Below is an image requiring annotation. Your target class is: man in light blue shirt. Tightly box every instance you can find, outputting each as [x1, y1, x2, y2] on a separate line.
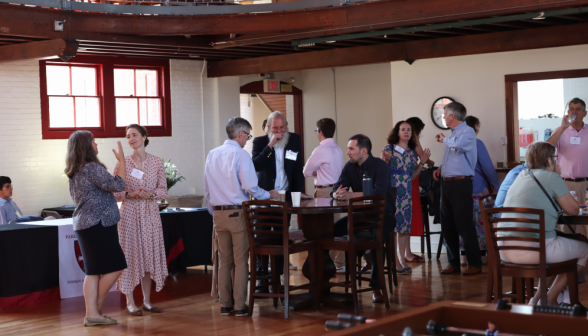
[204, 117, 277, 317]
[494, 164, 527, 208]
[433, 102, 482, 275]
[0, 176, 44, 225]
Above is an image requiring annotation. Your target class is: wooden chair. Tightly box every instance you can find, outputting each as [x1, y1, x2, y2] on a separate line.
[481, 204, 579, 306]
[383, 233, 399, 291]
[355, 230, 398, 293]
[318, 195, 390, 315]
[242, 200, 317, 319]
[478, 194, 523, 303]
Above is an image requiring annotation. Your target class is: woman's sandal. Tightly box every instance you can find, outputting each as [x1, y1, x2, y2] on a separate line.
[405, 255, 426, 263]
[126, 307, 144, 316]
[84, 317, 117, 326]
[143, 306, 162, 313]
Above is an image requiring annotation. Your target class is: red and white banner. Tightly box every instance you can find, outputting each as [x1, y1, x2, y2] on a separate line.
[26, 219, 117, 299]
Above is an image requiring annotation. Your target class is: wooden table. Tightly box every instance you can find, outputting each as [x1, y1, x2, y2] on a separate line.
[286, 198, 354, 311]
[561, 214, 588, 225]
[329, 300, 588, 336]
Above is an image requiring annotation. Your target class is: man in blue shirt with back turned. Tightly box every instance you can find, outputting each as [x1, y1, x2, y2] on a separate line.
[433, 102, 483, 275]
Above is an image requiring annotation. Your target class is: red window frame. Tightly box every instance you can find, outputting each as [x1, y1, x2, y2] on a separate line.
[40, 55, 172, 139]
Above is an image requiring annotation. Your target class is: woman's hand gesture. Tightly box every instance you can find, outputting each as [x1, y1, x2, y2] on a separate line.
[112, 141, 125, 162]
[420, 148, 431, 165]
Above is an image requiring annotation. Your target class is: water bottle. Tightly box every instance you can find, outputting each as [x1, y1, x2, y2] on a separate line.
[363, 172, 373, 203]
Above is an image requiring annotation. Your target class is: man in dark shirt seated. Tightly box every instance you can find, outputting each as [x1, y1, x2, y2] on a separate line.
[330, 134, 395, 304]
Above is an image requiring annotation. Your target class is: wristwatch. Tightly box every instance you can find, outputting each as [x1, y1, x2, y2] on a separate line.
[125, 191, 130, 199]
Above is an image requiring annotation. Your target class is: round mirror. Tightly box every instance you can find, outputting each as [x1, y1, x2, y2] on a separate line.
[430, 97, 455, 130]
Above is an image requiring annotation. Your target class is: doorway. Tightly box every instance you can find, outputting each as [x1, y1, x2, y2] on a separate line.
[239, 81, 304, 158]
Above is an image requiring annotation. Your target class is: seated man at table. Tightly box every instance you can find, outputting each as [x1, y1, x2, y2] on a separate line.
[0, 176, 45, 224]
[331, 134, 395, 303]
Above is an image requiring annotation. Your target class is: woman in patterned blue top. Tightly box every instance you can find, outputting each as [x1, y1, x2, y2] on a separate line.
[65, 131, 128, 327]
[384, 121, 430, 273]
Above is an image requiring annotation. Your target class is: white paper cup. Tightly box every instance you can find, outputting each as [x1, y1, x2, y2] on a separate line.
[291, 192, 301, 206]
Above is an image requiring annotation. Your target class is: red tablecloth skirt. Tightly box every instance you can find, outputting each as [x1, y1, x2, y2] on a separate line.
[409, 177, 424, 236]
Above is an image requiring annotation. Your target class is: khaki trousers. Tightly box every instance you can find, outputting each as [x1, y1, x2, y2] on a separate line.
[560, 180, 588, 237]
[315, 187, 346, 268]
[213, 209, 249, 310]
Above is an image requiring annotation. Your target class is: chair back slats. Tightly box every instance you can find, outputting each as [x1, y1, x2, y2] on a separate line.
[496, 246, 541, 252]
[242, 200, 290, 253]
[480, 196, 548, 284]
[493, 227, 542, 233]
[496, 236, 540, 242]
[347, 195, 386, 243]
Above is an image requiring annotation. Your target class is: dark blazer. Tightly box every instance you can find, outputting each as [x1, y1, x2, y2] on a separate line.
[252, 132, 305, 193]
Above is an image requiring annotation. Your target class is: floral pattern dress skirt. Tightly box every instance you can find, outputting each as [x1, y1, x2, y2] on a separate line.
[386, 145, 418, 235]
[459, 187, 489, 251]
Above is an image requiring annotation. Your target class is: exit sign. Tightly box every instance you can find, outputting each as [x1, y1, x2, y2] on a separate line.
[263, 79, 280, 93]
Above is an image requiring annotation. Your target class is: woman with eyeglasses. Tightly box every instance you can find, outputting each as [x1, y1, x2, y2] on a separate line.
[113, 124, 169, 316]
[500, 141, 588, 306]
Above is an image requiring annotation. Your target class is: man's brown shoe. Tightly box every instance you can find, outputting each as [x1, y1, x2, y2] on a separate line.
[440, 265, 459, 274]
[371, 289, 384, 303]
[462, 266, 482, 275]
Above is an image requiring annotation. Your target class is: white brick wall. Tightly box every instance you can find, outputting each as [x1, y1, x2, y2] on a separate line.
[0, 58, 226, 216]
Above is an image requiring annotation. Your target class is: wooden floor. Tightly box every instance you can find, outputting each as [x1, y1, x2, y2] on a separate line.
[2, 253, 588, 336]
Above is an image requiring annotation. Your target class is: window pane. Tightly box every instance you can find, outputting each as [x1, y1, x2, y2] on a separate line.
[75, 98, 101, 127]
[46, 66, 70, 96]
[138, 98, 162, 126]
[136, 70, 158, 97]
[116, 98, 139, 127]
[71, 67, 97, 96]
[114, 69, 135, 96]
[49, 97, 74, 127]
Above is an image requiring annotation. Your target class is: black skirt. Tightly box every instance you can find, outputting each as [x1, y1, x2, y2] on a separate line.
[76, 222, 127, 275]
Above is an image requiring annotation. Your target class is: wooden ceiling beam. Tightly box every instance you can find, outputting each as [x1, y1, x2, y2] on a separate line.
[0, 39, 78, 62]
[207, 22, 588, 77]
[78, 42, 281, 57]
[3, 0, 588, 38]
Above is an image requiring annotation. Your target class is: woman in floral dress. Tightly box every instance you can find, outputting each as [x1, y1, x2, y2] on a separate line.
[383, 121, 430, 273]
[114, 124, 168, 316]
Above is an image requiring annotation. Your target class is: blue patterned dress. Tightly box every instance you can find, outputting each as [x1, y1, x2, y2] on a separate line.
[386, 144, 418, 234]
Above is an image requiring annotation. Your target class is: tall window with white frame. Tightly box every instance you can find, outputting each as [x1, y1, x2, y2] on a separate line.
[46, 64, 101, 128]
[114, 68, 162, 127]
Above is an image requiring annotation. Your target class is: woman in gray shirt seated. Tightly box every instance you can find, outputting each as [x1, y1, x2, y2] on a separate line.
[65, 131, 128, 326]
[500, 141, 588, 306]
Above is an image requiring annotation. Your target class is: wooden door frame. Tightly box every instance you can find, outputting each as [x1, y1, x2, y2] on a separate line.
[240, 80, 304, 160]
[505, 68, 588, 163]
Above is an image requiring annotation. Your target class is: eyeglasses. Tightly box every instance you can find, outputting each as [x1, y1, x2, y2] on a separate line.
[242, 131, 252, 140]
[551, 155, 559, 161]
[3, 184, 13, 190]
[314, 129, 319, 134]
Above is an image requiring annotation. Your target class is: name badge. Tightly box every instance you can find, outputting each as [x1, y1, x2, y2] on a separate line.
[131, 168, 145, 179]
[394, 145, 405, 154]
[571, 136, 581, 145]
[285, 150, 298, 161]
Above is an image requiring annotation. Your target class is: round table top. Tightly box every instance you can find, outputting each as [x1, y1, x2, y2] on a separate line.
[287, 198, 352, 215]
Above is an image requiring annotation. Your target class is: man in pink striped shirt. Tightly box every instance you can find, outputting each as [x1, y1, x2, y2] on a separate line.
[303, 118, 344, 197]
[547, 97, 588, 237]
[303, 118, 346, 271]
